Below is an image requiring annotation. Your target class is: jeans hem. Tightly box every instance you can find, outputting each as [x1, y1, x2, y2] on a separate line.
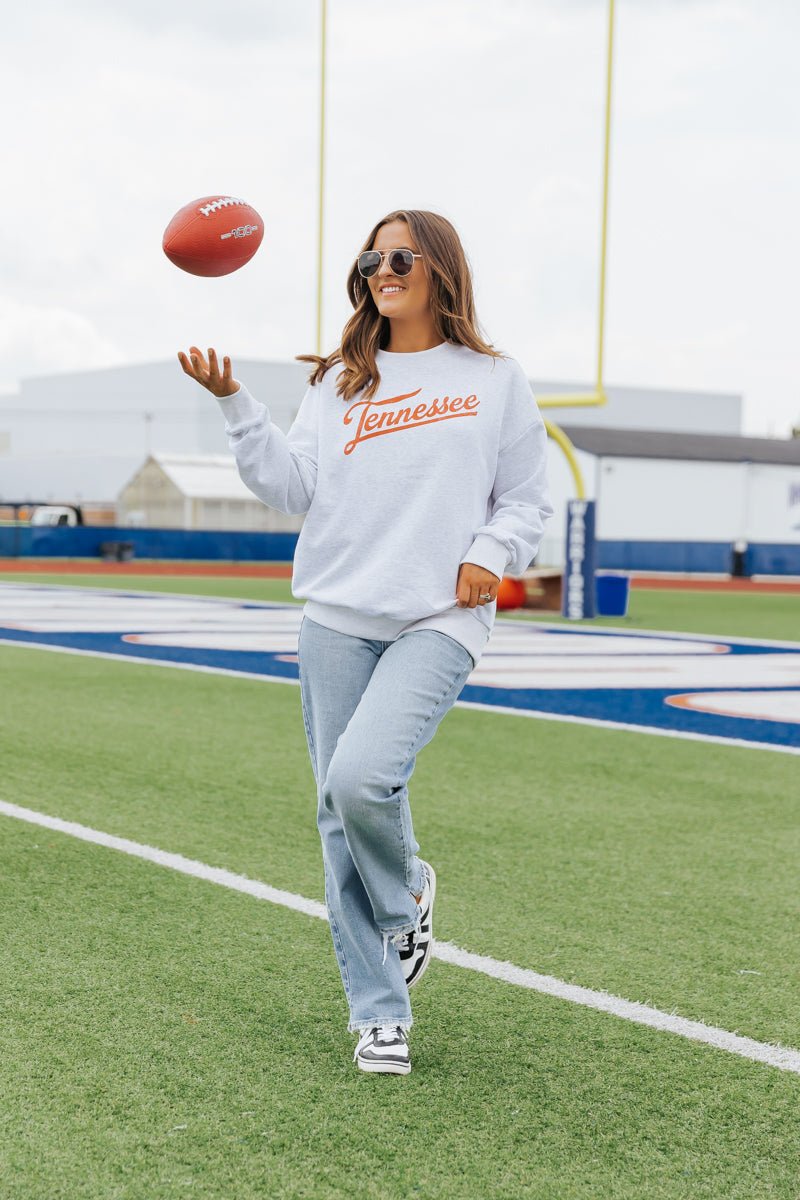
[379, 906, 422, 941]
[349, 1016, 414, 1035]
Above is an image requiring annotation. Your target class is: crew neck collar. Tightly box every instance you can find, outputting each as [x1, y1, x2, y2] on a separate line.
[376, 341, 453, 361]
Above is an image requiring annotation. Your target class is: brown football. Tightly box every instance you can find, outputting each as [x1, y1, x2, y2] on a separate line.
[162, 195, 264, 277]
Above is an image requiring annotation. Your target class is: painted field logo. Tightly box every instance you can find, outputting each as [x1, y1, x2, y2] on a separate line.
[0, 585, 797, 752]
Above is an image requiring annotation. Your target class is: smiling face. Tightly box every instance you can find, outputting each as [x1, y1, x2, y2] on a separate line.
[367, 219, 432, 324]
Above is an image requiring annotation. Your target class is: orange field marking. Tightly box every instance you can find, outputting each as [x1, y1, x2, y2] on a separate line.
[630, 574, 800, 594]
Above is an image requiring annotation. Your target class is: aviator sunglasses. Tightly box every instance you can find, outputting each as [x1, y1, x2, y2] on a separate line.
[357, 248, 423, 279]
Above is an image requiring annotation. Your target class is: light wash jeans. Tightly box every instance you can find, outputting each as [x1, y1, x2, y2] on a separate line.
[297, 614, 474, 1034]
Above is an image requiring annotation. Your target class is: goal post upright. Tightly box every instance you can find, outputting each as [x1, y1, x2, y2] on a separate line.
[537, 0, 615, 414]
[535, 0, 616, 511]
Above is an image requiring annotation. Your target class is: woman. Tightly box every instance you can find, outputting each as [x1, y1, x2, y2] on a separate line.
[178, 208, 553, 1076]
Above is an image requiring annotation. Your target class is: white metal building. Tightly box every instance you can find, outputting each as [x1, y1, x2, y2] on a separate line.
[0, 359, 742, 514]
[538, 425, 800, 569]
[117, 454, 304, 532]
[5, 357, 796, 568]
[0, 359, 310, 509]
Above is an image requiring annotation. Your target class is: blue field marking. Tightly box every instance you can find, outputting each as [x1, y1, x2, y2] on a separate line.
[1, 584, 798, 751]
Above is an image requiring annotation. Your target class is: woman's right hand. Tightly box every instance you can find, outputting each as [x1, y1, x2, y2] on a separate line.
[177, 345, 240, 398]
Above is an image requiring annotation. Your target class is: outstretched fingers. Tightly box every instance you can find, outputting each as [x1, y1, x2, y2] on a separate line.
[177, 346, 236, 397]
[207, 347, 219, 383]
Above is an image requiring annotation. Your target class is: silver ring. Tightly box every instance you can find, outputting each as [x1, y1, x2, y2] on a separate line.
[479, 593, 492, 601]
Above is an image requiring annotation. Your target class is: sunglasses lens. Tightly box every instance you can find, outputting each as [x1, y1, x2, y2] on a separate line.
[358, 251, 381, 278]
[389, 249, 414, 276]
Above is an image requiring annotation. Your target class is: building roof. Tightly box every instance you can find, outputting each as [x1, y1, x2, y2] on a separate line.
[560, 426, 800, 466]
[139, 454, 256, 501]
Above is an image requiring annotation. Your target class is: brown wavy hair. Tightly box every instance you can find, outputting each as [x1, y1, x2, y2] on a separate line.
[296, 209, 504, 401]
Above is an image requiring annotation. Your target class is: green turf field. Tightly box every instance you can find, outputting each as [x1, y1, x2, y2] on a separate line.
[1, 578, 799, 1198]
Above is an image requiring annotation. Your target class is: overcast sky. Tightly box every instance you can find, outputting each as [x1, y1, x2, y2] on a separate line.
[3, 0, 799, 435]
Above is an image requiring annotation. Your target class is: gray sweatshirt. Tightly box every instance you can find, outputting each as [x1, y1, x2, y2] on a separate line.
[217, 340, 552, 666]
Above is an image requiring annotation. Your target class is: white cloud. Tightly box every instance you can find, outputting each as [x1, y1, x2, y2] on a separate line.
[0, 296, 122, 386]
[10, 0, 310, 44]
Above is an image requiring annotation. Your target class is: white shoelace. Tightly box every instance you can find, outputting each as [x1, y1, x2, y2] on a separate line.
[379, 875, 427, 965]
[381, 928, 412, 965]
[375, 1023, 403, 1043]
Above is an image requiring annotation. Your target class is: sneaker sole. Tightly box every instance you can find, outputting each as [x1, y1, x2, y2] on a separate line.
[356, 1056, 411, 1075]
[407, 862, 436, 990]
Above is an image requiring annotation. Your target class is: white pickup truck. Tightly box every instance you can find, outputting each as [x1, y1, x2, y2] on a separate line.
[29, 506, 80, 527]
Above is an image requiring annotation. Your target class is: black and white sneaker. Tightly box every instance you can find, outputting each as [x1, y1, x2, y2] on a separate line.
[353, 1024, 411, 1075]
[397, 860, 436, 989]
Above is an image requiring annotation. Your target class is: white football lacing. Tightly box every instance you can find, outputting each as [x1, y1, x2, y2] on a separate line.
[198, 196, 248, 217]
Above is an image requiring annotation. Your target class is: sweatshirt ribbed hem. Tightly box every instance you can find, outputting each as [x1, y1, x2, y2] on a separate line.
[303, 601, 406, 641]
[302, 601, 488, 668]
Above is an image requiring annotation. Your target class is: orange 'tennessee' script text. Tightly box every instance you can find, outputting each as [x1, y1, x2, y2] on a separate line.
[342, 388, 480, 455]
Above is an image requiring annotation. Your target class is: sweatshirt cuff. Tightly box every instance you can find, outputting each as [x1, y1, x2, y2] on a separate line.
[216, 382, 262, 427]
[460, 533, 510, 581]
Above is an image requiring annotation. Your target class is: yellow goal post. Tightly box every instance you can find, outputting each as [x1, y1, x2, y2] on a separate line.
[538, 0, 616, 500]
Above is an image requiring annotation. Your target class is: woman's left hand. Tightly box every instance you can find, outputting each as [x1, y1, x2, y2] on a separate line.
[456, 562, 501, 608]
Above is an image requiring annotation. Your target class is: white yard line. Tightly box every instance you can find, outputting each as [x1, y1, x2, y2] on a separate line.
[2, 636, 798, 756]
[2, 797, 799, 1077]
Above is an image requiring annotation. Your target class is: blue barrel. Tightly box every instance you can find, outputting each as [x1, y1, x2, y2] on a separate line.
[595, 572, 630, 617]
